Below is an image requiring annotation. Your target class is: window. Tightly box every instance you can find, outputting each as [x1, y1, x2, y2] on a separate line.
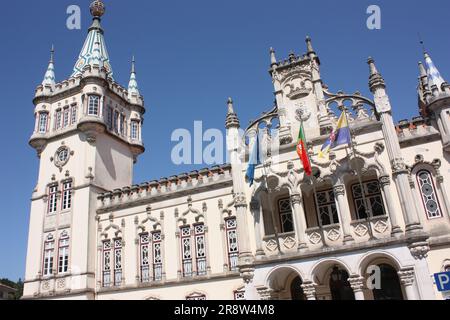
[70, 105, 77, 125]
[278, 198, 294, 233]
[58, 231, 69, 274]
[62, 180, 73, 211]
[55, 109, 62, 130]
[417, 170, 443, 219]
[234, 290, 245, 300]
[181, 226, 193, 277]
[186, 293, 206, 301]
[38, 113, 48, 134]
[114, 239, 123, 286]
[352, 181, 386, 220]
[120, 114, 126, 136]
[153, 232, 163, 281]
[102, 241, 112, 287]
[88, 95, 100, 116]
[225, 218, 239, 271]
[114, 110, 119, 134]
[131, 120, 139, 140]
[194, 224, 207, 276]
[48, 185, 58, 214]
[62, 107, 70, 128]
[106, 107, 113, 130]
[140, 234, 150, 283]
[316, 189, 339, 226]
[43, 235, 55, 277]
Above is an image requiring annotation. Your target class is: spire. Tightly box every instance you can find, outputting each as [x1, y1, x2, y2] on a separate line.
[72, 0, 114, 79]
[269, 47, 278, 67]
[42, 45, 56, 87]
[418, 61, 427, 78]
[226, 98, 240, 129]
[367, 57, 386, 93]
[128, 56, 140, 99]
[305, 36, 315, 55]
[423, 51, 446, 91]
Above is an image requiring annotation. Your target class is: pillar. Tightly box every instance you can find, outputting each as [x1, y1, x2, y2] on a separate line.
[301, 281, 317, 300]
[398, 268, 418, 300]
[333, 184, 354, 243]
[290, 193, 308, 250]
[379, 175, 403, 235]
[349, 276, 365, 300]
[250, 198, 265, 256]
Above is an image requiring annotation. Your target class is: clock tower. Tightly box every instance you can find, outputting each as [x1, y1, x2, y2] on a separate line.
[24, 0, 146, 299]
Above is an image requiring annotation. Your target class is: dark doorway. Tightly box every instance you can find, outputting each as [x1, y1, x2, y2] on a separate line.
[372, 264, 404, 300]
[329, 266, 355, 300]
[290, 276, 306, 300]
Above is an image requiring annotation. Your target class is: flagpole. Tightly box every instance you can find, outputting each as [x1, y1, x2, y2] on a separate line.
[343, 108, 375, 240]
[301, 119, 329, 248]
[257, 129, 283, 255]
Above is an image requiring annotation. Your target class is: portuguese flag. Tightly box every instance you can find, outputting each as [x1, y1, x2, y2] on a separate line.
[297, 123, 312, 176]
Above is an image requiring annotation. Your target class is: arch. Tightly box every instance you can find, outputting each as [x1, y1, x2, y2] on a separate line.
[265, 265, 305, 288]
[265, 265, 306, 300]
[357, 251, 403, 276]
[309, 258, 353, 285]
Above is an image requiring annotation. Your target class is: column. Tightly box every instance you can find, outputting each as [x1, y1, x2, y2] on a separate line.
[290, 193, 308, 250]
[379, 175, 403, 235]
[250, 198, 265, 256]
[333, 184, 354, 243]
[301, 281, 317, 300]
[348, 276, 365, 300]
[398, 268, 418, 300]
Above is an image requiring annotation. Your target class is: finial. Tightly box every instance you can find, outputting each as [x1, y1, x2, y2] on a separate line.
[90, 0, 106, 18]
[50, 45, 55, 63]
[131, 55, 136, 74]
[269, 47, 277, 66]
[367, 57, 379, 75]
[227, 97, 234, 113]
[306, 35, 315, 54]
[418, 61, 427, 77]
[225, 97, 240, 129]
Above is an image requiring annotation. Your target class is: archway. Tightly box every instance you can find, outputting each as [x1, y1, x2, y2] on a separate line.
[266, 266, 306, 300]
[371, 264, 404, 300]
[311, 260, 355, 300]
[328, 266, 355, 300]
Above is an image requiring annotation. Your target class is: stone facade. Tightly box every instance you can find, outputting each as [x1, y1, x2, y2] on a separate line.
[23, 1, 450, 300]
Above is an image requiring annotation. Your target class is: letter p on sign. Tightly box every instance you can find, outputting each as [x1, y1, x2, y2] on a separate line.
[434, 272, 450, 292]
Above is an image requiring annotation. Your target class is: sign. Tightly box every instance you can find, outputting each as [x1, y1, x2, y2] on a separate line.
[434, 272, 450, 292]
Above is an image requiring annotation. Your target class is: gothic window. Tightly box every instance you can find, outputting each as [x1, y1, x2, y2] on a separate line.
[62, 107, 70, 128]
[62, 180, 73, 211]
[316, 189, 339, 226]
[106, 106, 113, 130]
[180, 226, 193, 277]
[234, 290, 245, 300]
[140, 233, 150, 283]
[48, 185, 58, 215]
[114, 239, 123, 286]
[194, 224, 207, 276]
[55, 109, 62, 130]
[38, 112, 48, 134]
[417, 170, 443, 219]
[70, 105, 78, 125]
[278, 198, 294, 233]
[131, 120, 139, 140]
[43, 234, 55, 277]
[88, 95, 100, 116]
[352, 181, 386, 220]
[225, 218, 239, 271]
[102, 240, 112, 287]
[120, 114, 126, 136]
[113, 110, 119, 134]
[58, 231, 69, 274]
[186, 293, 207, 300]
[153, 232, 163, 281]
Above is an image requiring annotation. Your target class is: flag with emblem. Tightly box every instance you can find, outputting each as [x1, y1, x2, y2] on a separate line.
[319, 111, 352, 159]
[297, 123, 312, 176]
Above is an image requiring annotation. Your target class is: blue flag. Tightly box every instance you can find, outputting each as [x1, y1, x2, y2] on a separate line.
[246, 133, 261, 186]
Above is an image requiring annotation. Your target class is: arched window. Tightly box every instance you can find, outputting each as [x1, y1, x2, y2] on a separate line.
[225, 217, 239, 271]
[43, 234, 55, 277]
[58, 231, 70, 274]
[290, 276, 306, 300]
[416, 170, 443, 219]
[38, 112, 49, 134]
[88, 95, 100, 116]
[140, 232, 164, 283]
[278, 198, 294, 233]
[194, 224, 207, 276]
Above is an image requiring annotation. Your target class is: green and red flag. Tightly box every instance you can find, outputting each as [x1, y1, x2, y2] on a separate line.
[297, 123, 312, 176]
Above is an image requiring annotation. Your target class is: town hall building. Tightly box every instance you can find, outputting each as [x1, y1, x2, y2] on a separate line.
[23, 0, 450, 300]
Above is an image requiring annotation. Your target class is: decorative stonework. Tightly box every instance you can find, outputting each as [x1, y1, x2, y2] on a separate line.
[348, 276, 365, 292]
[57, 278, 66, 290]
[308, 232, 322, 245]
[379, 175, 391, 187]
[234, 193, 247, 209]
[290, 194, 302, 206]
[327, 228, 341, 242]
[333, 185, 345, 197]
[408, 241, 430, 260]
[257, 287, 274, 300]
[283, 236, 296, 250]
[398, 268, 415, 286]
[373, 220, 388, 234]
[301, 282, 316, 300]
[354, 224, 369, 237]
[265, 239, 278, 252]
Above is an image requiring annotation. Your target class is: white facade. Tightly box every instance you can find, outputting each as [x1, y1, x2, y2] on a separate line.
[23, 0, 450, 300]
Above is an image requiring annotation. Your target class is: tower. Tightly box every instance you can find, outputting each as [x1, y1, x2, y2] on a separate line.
[418, 50, 450, 152]
[269, 37, 331, 145]
[24, 0, 146, 299]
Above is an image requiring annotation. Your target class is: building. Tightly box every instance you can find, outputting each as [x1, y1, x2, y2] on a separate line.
[0, 283, 17, 300]
[23, 0, 450, 300]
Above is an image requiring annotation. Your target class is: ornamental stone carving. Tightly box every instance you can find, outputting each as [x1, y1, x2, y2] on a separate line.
[290, 193, 302, 206]
[348, 276, 365, 292]
[398, 268, 415, 286]
[379, 175, 391, 187]
[408, 241, 430, 260]
[234, 193, 248, 209]
[257, 287, 274, 300]
[301, 282, 316, 300]
[333, 185, 345, 197]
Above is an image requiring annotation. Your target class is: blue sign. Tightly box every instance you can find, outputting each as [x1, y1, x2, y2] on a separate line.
[434, 272, 450, 292]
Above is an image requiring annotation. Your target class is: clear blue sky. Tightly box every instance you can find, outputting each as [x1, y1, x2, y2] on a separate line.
[0, 0, 449, 281]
